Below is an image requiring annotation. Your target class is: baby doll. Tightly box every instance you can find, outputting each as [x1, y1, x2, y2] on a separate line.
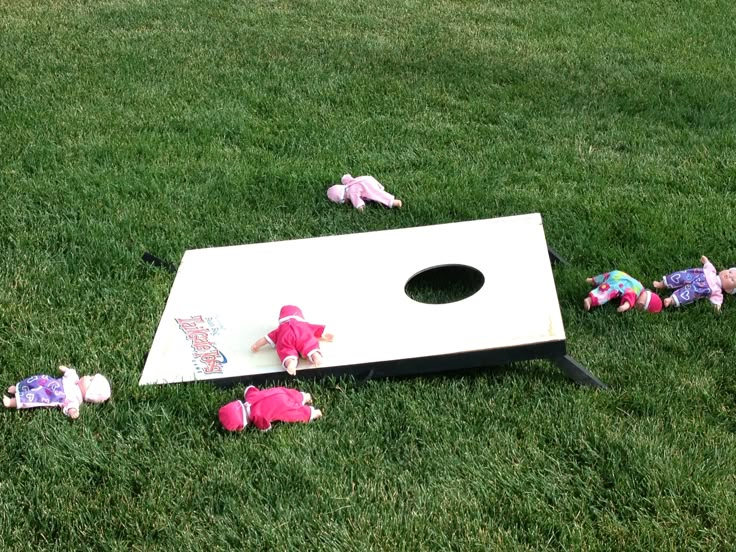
[3, 365, 111, 419]
[653, 256, 736, 311]
[583, 270, 663, 313]
[218, 385, 322, 432]
[251, 305, 334, 375]
[326, 174, 403, 211]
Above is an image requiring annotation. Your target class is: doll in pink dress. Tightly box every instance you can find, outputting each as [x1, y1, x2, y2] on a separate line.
[326, 174, 403, 211]
[218, 385, 322, 432]
[251, 305, 334, 375]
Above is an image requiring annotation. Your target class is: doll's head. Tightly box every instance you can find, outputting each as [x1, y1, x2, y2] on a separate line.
[719, 268, 736, 294]
[278, 305, 305, 323]
[327, 184, 346, 204]
[80, 374, 111, 403]
[635, 289, 662, 313]
[219, 400, 248, 431]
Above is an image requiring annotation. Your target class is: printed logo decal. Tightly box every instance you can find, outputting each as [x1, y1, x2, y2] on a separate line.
[175, 315, 228, 375]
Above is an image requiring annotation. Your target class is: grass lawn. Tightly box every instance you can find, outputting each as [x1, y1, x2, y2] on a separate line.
[2, 0, 736, 549]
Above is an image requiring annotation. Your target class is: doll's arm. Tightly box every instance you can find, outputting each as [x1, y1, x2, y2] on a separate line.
[250, 412, 272, 431]
[347, 189, 365, 210]
[59, 365, 77, 377]
[251, 337, 269, 352]
[701, 256, 716, 273]
[63, 397, 81, 419]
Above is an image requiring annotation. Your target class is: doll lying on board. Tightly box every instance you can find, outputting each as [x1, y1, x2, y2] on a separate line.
[251, 305, 334, 375]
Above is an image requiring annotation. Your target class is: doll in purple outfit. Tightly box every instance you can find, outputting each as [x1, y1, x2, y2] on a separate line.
[3, 365, 111, 419]
[326, 174, 403, 211]
[653, 256, 736, 311]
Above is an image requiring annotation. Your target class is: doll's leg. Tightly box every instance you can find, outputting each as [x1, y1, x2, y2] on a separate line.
[661, 269, 701, 290]
[586, 286, 615, 309]
[308, 351, 323, 367]
[668, 285, 698, 307]
[3, 395, 17, 408]
[7, 385, 16, 395]
[310, 407, 322, 421]
[301, 392, 313, 405]
[284, 358, 298, 376]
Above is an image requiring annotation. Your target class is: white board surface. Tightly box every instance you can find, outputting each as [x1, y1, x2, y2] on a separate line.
[139, 213, 565, 385]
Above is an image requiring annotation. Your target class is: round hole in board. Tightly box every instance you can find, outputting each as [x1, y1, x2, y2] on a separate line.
[404, 264, 485, 305]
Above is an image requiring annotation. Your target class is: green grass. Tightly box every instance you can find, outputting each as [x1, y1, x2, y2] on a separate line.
[2, 0, 736, 549]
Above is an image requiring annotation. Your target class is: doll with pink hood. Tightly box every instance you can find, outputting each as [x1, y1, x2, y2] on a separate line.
[218, 385, 322, 432]
[327, 174, 403, 211]
[251, 305, 334, 375]
[3, 365, 111, 419]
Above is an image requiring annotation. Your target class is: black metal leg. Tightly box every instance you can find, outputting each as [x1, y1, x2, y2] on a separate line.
[547, 245, 567, 266]
[142, 252, 178, 274]
[555, 355, 607, 389]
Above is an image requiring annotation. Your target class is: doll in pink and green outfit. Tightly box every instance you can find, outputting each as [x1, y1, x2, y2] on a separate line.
[583, 270, 663, 313]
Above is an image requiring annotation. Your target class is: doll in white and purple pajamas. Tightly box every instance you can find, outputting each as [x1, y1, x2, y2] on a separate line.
[654, 256, 736, 311]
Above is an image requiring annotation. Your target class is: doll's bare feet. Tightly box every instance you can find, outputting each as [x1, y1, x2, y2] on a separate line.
[617, 301, 632, 313]
[310, 352, 323, 368]
[583, 297, 592, 311]
[7, 385, 16, 395]
[311, 408, 323, 421]
[653, 280, 665, 289]
[586, 277, 595, 285]
[663, 297, 674, 308]
[285, 359, 298, 376]
[393, 199, 403, 208]
[3, 395, 16, 408]
[302, 392, 313, 405]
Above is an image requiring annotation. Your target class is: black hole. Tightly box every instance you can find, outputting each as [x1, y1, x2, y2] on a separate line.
[405, 264, 485, 305]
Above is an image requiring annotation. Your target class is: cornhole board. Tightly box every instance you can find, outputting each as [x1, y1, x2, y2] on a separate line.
[139, 213, 604, 388]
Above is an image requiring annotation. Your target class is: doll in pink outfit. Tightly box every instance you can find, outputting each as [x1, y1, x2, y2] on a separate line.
[218, 385, 322, 432]
[251, 305, 334, 375]
[653, 255, 736, 311]
[326, 174, 403, 211]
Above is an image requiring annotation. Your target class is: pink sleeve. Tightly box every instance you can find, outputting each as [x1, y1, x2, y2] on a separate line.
[282, 388, 306, 403]
[251, 412, 272, 431]
[265, 329, 279, 347]
[307, 323, 325, 338]
[621, 289, 637, 307]
[347, 189, 365, 210]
